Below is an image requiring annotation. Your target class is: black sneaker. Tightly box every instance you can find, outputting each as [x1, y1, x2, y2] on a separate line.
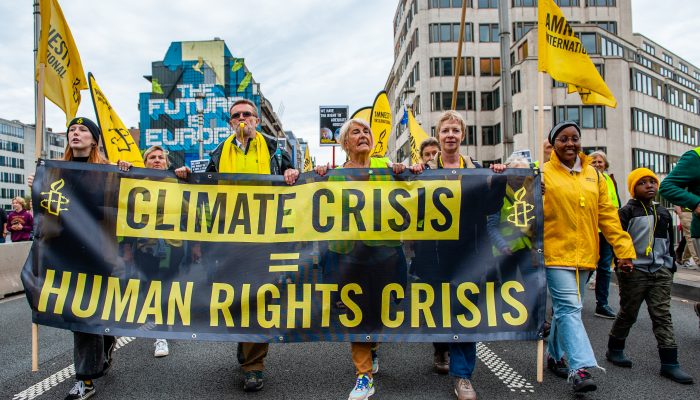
[595, 305, 616, 319]
[65, 380, 95, 400]
[571, 369, 597, 393]
[547, 355, 569, 379]
[243, 370, 264, 392]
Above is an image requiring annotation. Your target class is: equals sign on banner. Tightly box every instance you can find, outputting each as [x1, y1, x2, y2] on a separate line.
[268, 253, 300, 273]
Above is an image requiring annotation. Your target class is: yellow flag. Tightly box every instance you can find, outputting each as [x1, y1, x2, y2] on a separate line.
[538, 0, 616, 107]
[408, 106, 430, 165]
[369, 92, 392, 157]
[88, 73, 144, 167]
[303, 145, 313, 172]
[351, 106, 372, 123]
[37, 0, 88, 122]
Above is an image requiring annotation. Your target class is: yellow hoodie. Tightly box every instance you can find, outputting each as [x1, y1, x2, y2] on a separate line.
[543, 151, 635, 269]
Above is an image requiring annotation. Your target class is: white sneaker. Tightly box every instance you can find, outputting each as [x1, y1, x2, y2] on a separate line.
[154, 339, 169, 357]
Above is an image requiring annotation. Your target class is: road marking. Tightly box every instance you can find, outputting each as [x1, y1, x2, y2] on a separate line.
[477, 342, 535, 393]
[12, 336, 135, 400]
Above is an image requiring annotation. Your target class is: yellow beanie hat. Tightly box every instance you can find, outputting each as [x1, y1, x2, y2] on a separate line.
[627, 167, 659, 198]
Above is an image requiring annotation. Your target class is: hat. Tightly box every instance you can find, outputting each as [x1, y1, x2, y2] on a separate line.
[627, 167, 659, 198]
[67, 117, 101, 144]
[548, 120, 581, 145]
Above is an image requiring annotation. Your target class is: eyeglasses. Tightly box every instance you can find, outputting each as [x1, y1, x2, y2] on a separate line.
[230, 111, 256, 120]
[556, 136, 580, 144]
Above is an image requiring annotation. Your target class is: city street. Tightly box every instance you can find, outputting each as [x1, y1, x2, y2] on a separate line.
[2, 281, 698, 399]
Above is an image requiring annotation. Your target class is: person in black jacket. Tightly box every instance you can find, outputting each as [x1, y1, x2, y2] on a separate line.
[174, 99, 298, 392]
[607, 168, 693, 384]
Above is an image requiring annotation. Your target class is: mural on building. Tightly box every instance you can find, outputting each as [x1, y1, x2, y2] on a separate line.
[139, 40, 260, 166]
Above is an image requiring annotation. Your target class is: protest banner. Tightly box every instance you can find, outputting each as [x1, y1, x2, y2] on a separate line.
[23, 161, 546, 343]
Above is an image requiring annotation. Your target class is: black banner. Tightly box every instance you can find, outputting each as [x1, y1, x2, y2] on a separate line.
[23, 160, 546, 342]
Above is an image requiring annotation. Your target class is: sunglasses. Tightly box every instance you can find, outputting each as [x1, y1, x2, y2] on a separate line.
[230, 111, 256, 120]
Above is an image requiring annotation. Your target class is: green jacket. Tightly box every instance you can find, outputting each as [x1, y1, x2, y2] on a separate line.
[659, 147, 700, 238]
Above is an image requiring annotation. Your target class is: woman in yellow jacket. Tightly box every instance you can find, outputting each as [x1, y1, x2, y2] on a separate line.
[543, 121, 635, 393]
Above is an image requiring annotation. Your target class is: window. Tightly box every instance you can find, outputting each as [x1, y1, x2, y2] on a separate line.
[479, 24, 499, 43]
[589, 21, 617, 34]
[579, 33, 598, 54]
[482, 124, 501, 145]
[679, 63, 689, 74]
[554, 106, 606, 128]
[667, 120, 699, 146]
[631, 69, 663, 99]
[0, 123, 24, 138]
[643, 42, 656, 56]
[512, 70, 521, 94]
[636, 54, 653, 69]
[660, 67, 673, 78]
[586, 0, 615, 6]
[664, 84, 699, 113]
[0, 140, 24, 153]
[0, 156, 25, 169]
[662, 53, 673, 65]
[517, 42, 529, 61]
[430, 57, 475, 77]
[601, 36, 623, 56]
[430, 0, 473, 7]
[481, 88, 500, 111]
[513, 21, 537, 41]
[513, 0, 536, 6]
[480, 57, 501, 76]
[557, 0, 580, 5]
[478, 0, 498, 8]
[632, 149, 669, 175]
[0, 173, 24, 184]
[513, 110, 523, 134]
[461, 125, 477, 145]
[631, 108, 665, 138]
[429, 23, 474, 43]
[431, 91, 476, 111]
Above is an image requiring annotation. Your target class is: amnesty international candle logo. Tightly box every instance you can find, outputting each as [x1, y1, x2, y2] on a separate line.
[40, 179, 70, 216]
[506, 187, 534, 228]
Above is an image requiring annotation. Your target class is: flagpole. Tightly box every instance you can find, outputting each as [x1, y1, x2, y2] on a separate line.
[536, 70, 545, 384]
[451, 0, 468, 110]
[32, 0, 43, 373]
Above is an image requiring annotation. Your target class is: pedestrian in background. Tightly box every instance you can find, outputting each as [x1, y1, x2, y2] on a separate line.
[542, 121, 635, 393]
[0, 207, 7, 243]
[607, 168, 694, 384]
[6, 197, 33, 242]
[587, 150, 621, 319]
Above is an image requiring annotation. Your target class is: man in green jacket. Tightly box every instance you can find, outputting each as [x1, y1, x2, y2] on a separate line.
[659, 146, 700, 329]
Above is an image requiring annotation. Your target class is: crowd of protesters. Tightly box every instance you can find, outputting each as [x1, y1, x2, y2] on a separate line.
[22, 105, 700, 400]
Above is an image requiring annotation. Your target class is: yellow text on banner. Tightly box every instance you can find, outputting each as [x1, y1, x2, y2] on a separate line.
[37, 0, 88, 122]
[115, 178, 462, 242]
[88, 74, 145, 167]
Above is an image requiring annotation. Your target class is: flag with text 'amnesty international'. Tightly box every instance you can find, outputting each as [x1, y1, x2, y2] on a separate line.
[37, 0, 88, 122]
[408, 106, 430, 165]
[88, 73, 144, 167]
[369, 92, 392, 157]
[537, 0, 616, 107]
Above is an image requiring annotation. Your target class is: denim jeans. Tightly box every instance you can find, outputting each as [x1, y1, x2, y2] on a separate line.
[448, 342, 476, 379]
[546, 268, 598, 372]
[595, 233, 613, 308]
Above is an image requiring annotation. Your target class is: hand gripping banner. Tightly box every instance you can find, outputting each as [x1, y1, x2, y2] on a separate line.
[23, 160, 546, 343]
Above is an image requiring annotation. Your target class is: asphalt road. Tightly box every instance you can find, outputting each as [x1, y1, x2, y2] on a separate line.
[2, 286, 699, 400]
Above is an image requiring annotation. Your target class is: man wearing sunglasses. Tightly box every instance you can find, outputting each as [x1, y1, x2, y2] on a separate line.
[174, 99, 297, 392]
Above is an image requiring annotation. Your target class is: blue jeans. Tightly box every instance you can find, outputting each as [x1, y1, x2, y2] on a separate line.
[448, 342, 476, 379]
[595, 233, 613, 308]
[546, 268, 598, 372]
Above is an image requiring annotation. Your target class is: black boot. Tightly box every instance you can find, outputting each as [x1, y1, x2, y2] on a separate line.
[659, 348, 694, 384]
[606, 336, 632, 368]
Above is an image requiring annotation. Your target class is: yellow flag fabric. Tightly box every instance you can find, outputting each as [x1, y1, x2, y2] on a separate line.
[303, 145, 313, 172]
[369, 92, 392, 157]
[351, 107, 372, 123]
[37, 0, 87, 122]
[408, 106, 430, 165]
[537, 0, 616, 107]
[88, 73, 144, 167]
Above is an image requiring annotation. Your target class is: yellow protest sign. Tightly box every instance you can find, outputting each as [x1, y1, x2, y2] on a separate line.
[408, 106, 430, 165]
[369, 92, 392, 157]
[88, 73, 144, 166]
[37, 0, 88, 122]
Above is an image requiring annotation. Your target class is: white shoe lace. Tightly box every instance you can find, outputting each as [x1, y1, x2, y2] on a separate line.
[69, 381, 86, 396]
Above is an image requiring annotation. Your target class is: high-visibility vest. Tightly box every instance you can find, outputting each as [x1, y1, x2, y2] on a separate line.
[493, 184, 533, 256]
[603, 172, 619, 208]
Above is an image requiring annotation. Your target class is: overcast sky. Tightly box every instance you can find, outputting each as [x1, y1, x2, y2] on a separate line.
[1, 0, 698, 164]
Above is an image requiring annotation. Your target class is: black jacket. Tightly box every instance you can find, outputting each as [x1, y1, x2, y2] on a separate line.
[205, 133, 293, 175]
